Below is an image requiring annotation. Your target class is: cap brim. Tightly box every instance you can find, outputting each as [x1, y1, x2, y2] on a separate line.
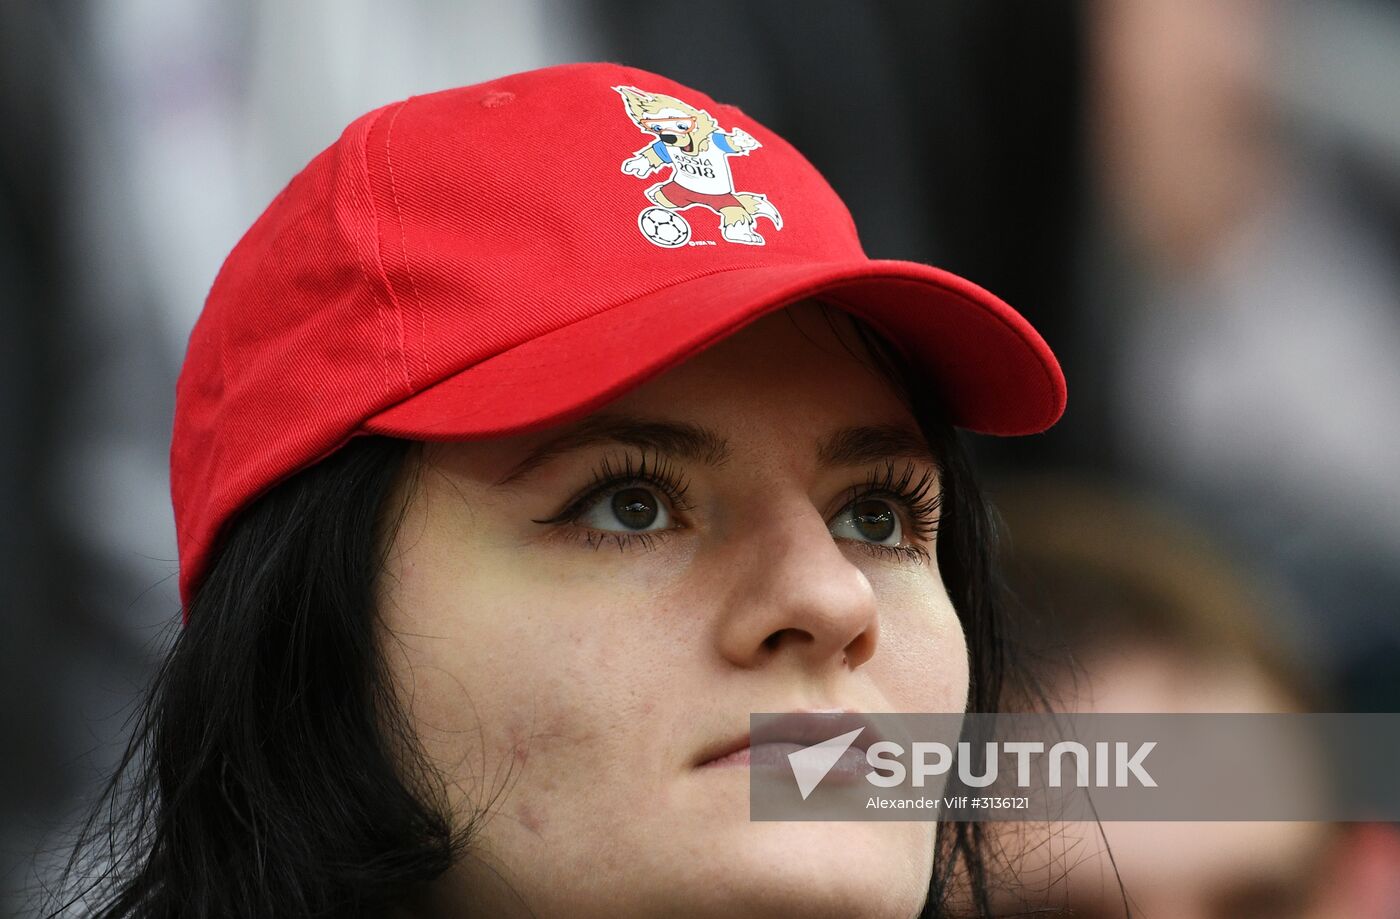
[360, 259, 1065, 441]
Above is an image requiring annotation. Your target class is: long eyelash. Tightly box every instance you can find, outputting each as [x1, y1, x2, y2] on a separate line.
[552, 528, 673, 553]
[530, 450, 694, 528]
[857, 542, 933, 565]
[843, 460, 943, 544]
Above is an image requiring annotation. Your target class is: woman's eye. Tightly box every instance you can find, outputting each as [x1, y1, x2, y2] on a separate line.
[676, 121, 690, 131]
[577, 485, 673, 533]
[648, 123, 662, 132]
[830, 498, 903, 546]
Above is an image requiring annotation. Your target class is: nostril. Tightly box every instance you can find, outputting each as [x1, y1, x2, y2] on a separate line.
[763, 628, 811, 653]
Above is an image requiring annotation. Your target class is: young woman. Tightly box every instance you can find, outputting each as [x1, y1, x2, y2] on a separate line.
[46, 63, 1065, 918]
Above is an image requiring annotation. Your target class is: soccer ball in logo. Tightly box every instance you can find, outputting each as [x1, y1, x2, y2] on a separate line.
[638, 207, 691, 248]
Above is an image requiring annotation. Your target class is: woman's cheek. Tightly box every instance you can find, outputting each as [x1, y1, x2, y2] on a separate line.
[469, 539, 690, 691]
[863, 568, 970, 713]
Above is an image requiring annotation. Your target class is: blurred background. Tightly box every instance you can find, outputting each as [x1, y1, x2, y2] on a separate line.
[3, 0, 1398, 914]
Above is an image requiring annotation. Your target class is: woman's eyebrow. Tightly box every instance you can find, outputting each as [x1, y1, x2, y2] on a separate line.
[493, 413, 937, 487]
[493, 413, 732, 486]
[815, 423, 940, 471]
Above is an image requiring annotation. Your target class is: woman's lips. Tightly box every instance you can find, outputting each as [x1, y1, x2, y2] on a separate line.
[695, 710, 882, 779]
[700, 740, 768, 768]
[699, 740, 869, 779]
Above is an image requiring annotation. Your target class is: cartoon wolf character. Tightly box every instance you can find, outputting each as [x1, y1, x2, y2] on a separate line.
[614, 86, 783, 246]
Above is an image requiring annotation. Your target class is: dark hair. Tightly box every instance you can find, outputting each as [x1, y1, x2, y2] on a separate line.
[39, 309, 1023, 918]
[37, 436, 471, 917]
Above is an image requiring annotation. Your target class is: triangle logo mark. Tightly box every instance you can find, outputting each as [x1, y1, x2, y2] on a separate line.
[786, 727, 865, 801]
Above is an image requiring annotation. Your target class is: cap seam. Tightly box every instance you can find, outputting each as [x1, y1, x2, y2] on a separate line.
[358, 99, 416, 396]
[354, 103, 403, 399]
[380, 98, 426, 390]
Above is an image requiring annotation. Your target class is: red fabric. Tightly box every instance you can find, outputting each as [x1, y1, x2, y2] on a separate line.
[171, 62, 1066, 620]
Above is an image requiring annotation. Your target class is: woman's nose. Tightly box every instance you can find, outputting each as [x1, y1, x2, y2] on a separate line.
[712, 501, 880, 673]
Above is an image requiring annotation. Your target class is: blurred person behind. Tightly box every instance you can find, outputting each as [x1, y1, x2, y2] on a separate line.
[991, 478, 1400, 919]
[1087, 0, 1400, 700]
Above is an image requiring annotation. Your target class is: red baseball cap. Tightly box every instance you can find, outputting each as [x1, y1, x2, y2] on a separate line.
[171, 61, 1065, 618]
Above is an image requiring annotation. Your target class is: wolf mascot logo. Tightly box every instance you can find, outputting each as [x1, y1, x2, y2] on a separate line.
[614, 86, 783, 247]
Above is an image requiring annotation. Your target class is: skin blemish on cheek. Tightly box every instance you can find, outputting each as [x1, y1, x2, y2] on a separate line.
[515, 802, 545, 838]
[507, 725, 531, 768]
